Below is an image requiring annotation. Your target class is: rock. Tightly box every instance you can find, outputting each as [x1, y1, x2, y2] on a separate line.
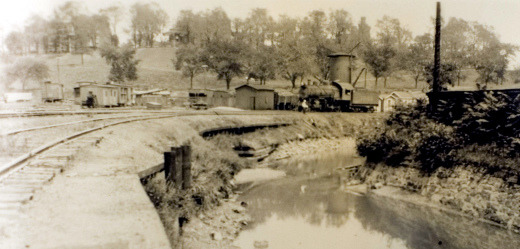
[254, 240, 269, 248]
[211, 232, 223, 241]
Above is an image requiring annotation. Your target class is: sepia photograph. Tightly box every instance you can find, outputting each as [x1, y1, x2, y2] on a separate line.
[1, 0, 520, 248]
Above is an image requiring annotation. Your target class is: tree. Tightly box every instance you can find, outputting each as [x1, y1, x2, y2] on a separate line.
[469, 23, 517, 86]
[276, 39, 315, 88]
[403, 34, 433, 88]
[5, 57, 50, 90]
[374, 16, 411, 87]
[327, 9, 356, 51]
[245, 8, 273, 48]
[376, 16, 412, 49]
[175, 10, 203, 45]
[423, 63, 457, 91]
[99, 44, 140, 82]
[100, 4, 124, 46]
[246, 45, 277, 84]
[200, 8, 232, 45]
[174, 44, 204, 89]
[364, 44, 395, 87]
[25, 14, 48, 54]
[442, 18, 472, 86]
[130, 2, 168, 48]
[201, 40, 245, 89]
[510, 66, 520, 84]
[4, 31, 25, 55]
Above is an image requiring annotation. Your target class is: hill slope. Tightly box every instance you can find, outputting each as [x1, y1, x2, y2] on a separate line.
[2, 47, 519, 95]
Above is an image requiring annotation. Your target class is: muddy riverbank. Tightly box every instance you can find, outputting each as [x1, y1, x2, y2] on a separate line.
[140, 113, 382, 249]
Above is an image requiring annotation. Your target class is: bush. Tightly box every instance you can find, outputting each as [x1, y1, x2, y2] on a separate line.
[357, 99, 459, 173]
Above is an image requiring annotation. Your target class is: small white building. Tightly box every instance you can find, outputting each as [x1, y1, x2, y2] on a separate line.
[379, 91, 428, 112]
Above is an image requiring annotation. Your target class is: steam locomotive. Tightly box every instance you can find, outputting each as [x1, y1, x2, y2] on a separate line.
[297, 53, 379, 112]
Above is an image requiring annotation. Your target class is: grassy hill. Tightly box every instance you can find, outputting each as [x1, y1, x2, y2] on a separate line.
[2, 47, 519, 96]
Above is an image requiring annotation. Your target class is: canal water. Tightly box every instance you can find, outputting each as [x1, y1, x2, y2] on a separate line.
[233, 154, 520, 249]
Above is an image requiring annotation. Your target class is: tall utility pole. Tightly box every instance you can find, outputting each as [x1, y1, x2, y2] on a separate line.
[430, 1, 442, 114]
[433, 2, 441, 93]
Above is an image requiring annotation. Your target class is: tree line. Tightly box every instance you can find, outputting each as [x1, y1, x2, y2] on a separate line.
[3, 1, 168, 55]
[173, 8, 517, 89]
[3, 1, 517, 89]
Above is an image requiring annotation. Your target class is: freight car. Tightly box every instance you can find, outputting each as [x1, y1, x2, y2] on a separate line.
[42, 81, 64, 102]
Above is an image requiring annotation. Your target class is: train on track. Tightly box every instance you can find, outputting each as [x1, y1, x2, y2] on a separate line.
[296, 53, 379, 112]
[73, 82, 134, 107]
[42, 81, 64, 102]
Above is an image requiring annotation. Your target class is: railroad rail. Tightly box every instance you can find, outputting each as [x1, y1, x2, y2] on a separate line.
[0, 110, 298, 224]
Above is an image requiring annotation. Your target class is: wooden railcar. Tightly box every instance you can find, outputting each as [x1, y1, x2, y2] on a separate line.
[42, 81, 64, 102]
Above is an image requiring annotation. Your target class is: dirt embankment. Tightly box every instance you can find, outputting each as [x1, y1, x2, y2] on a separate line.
[359, 164, 520, 232]
[141, 113, 383, 249]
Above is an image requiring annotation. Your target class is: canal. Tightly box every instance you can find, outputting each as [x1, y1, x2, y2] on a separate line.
[233, 155, 520, 249]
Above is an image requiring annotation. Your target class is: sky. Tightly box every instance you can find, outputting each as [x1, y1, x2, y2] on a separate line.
[1, 0, 520, 65]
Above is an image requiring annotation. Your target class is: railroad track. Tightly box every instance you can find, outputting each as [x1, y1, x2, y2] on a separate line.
[0, 110, 297, 225]
[0, 113, 176, 225]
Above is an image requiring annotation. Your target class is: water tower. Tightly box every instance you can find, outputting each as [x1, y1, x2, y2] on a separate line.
[328, 53, 355, 84]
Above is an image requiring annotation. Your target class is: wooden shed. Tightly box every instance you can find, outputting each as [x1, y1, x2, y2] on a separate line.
[235, 84, 275, 110]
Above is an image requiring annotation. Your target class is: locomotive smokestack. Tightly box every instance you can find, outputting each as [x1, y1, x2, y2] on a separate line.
[328, 53, 355, 84]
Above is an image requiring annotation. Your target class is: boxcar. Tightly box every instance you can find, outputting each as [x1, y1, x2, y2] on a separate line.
[42, 81, 64, 102]
[74, 82, 134, 107]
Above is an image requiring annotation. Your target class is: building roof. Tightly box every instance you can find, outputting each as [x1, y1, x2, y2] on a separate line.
[331, 81, 355, 91]
[328, 53, 356, 58]
[275, 88, 297, 96]
[379, 93, 391, 100]
[236, 84, 274, 91]
[390, 91, 414, 99]
[134, 89, 164, 95]
[389, 91, 428, 100]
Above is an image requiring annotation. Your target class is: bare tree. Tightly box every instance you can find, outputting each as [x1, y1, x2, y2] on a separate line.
[5, 57, 50, 90]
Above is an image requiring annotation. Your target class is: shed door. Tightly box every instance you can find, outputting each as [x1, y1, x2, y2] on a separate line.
[250, 97, 256, 110]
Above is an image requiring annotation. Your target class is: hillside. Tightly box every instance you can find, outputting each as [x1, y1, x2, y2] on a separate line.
[1, 47, 519, 95]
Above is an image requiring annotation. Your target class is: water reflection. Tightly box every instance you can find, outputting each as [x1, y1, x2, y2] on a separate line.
[234, 176, 520, 249]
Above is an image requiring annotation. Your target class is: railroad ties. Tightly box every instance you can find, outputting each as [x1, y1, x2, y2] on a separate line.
[0, 136, 102, 225]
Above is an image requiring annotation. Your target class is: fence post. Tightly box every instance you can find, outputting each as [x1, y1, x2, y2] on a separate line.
[181, 145, 192, 189]
[173, 147, 183, 190]
[164, 151, 173, 183]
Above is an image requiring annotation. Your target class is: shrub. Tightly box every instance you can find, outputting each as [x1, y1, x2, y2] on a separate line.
[358, 99, 459, 172]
